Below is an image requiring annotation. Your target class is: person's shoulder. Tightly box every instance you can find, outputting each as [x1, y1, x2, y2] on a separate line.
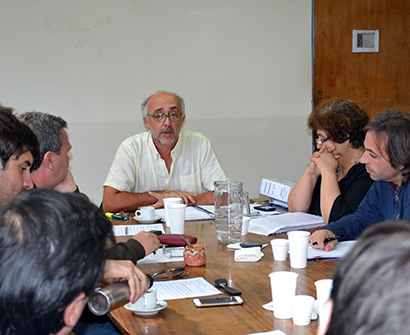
[121, 131, 150, 146]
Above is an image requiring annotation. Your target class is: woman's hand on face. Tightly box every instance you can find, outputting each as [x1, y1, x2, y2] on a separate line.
[309, 146, 339, 174]
[307, 159, 321, 176]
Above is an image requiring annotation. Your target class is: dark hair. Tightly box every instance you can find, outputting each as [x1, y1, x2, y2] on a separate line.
[327, 221, 410, 335]
[0, 189, 114, 335]
[364, 110, 410, 184]
[19, 111, 67, 162]
[0, 106, 41, 171]
[308, 99, 369, 148]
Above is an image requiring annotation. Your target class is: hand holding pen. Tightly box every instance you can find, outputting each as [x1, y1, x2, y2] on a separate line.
[310, 229, 342, 252]
[312, 235, 342, 246]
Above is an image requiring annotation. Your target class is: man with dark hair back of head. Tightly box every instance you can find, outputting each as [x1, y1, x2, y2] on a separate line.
[0, 189, 133, 335]
[310, 110, 410, 250]
[318, 221, 410, 335]
[0, 105, 40, 206]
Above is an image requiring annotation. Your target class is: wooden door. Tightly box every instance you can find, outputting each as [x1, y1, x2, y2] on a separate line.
[314, 0, 410, 118]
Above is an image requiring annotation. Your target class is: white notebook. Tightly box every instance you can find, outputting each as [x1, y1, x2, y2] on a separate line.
[247, 212, 325, 236]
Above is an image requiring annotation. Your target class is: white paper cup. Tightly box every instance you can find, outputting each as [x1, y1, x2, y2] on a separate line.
[168, 204, 186, 234]
[242, 217, 250, 235]
[130, 288, 157, 310]
[163, 198, 182, 227]
[287, 231, 311, 269]
[270, 239, 289, 261]
[315, 279, 333, 318]
[135, 206, 155, 220]
[291, 295, 315, 326]
[269, 271, 298, 319]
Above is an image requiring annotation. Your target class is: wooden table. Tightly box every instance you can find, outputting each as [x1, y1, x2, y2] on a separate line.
[109, 219, 337, 335]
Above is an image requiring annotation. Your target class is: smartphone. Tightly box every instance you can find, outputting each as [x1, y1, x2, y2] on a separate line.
[193, 296, 244, 308]
[240, 242, 262, 248]
[254, 205, 276, 212]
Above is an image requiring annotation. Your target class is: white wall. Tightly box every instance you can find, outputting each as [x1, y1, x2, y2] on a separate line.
[0, 0, 313, 205]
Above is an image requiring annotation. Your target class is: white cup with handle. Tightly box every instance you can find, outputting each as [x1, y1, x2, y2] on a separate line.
[135, 206, 155, 221]
[130, 288, 157, 310]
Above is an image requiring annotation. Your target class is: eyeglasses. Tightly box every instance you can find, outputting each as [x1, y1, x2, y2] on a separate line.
[151, 267, 188, 280]
[316, 137, 331, 146]
[147, 112, 183, 123]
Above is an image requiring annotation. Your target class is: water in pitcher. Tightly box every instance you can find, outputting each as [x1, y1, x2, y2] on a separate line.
[214, 181, 243, 244]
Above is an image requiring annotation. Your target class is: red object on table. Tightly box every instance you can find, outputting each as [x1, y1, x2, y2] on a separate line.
[158, 234, 197, 246]
[183, 244, 206, 266]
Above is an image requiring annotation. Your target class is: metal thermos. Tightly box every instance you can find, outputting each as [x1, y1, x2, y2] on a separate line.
[88, 274, 153, 315]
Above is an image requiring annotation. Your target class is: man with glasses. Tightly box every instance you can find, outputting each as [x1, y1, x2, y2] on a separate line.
[102, 91, 227, 212]
[310, 110, 410, 251]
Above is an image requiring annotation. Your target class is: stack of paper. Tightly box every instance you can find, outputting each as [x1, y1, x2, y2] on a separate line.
[247, 212, 325, 236]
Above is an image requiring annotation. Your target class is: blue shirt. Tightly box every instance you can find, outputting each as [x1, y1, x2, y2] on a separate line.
[326, 181, 410, 240]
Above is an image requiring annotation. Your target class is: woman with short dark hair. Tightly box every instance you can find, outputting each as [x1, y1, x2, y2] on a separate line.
[288, 99, 373, 224]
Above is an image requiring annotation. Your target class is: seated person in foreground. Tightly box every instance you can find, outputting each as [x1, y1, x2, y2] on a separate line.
[317, 221, 410, 335]
[310, 110, 410, 251]
[288, 99, 373, 224]
[102, 91, 227, 212]
[20, 111, 159, 263]
[0, 189, 147, 335]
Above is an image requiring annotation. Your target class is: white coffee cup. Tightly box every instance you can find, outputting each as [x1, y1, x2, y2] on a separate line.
[287, 231, 311, 269]
[270, 238, 289, 261]
[135, 206, 155, 220]
[315, 279, 333, 318]
[168, 204, 186, 234]
[163, 198, 182, 227]
[130, 288, 157, 310]
[291, 295, 315, 326]
[269, 271, 298, 319]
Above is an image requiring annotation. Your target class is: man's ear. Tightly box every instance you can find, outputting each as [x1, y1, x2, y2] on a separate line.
[42, 151, 55, 170]
[317, 299, 333, 335]
[62, 292, 87, 329]
[143, 117, 151, 130]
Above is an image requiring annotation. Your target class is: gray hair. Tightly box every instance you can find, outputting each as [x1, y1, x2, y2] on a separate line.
[19, 111, 67, 161]
[140, 91, 185, 118]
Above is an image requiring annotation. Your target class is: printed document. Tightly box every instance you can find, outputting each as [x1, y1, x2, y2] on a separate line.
[308, 240, 356, 259]
[113, 224, 165, 236]
[153, 277, 222, 300]
[138, 246, 184, 264]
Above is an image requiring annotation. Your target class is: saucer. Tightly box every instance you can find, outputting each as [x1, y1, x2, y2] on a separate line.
[133, 215, 161, 224]
[125, 300, 167, 316]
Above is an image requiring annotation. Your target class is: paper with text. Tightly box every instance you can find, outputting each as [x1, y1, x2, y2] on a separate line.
[138, 247, 184, 264]
[113, 224, 165, 236]
[153, 277, 222, 300]
[308, 240, 356, 259]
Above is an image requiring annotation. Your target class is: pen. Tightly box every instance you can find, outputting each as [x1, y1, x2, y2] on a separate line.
[105, 212, 130, 220]
[192, 204, 214, 218]
[312, 235, 343, 246]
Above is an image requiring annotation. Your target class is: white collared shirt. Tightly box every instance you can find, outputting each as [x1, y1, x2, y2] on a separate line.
[104, 130, 227, 194]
